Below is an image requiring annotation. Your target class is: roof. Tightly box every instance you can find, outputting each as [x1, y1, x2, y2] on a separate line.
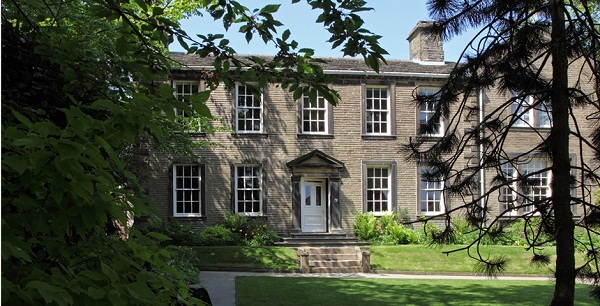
[169, 52, 456, 77]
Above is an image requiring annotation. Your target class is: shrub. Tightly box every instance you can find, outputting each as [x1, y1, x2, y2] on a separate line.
[574, 226, 600, 253]
[139, 216, 201, 246]
[354, 213, 380, 241]
[222, 212, 248, 234]
[198, 225, 243, 246]
[219, 213, 279, 246]
[416, 222, 441, 244]
[379, 212, 397, 235]
[248, 230, 280, 246]
[386, 223, 418, 244]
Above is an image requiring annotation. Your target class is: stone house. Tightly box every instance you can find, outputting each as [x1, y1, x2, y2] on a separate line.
[145, 21, 596, 238]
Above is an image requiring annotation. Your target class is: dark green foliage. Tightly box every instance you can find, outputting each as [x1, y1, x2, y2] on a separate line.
[220, 212, 280, 246]
[2, 0, 387, 304]
[198, 225, 243, 246]
[139, 216, 202, 246]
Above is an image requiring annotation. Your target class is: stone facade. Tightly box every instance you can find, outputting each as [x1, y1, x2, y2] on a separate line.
[144, 22, 597, 236]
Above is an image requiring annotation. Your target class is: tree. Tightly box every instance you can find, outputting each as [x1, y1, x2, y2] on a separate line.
[2, 0, 386, 304]
[406, 1, 599, 305]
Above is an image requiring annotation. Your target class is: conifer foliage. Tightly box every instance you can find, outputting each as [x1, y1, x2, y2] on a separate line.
[407, 1, 599, 305]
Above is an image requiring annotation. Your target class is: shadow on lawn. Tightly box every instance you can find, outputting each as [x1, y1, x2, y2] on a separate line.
[196, 246, 298, 270]
[236, 277, 596, 306]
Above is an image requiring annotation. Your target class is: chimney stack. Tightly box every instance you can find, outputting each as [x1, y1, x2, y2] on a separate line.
[407, 21, 444, 63]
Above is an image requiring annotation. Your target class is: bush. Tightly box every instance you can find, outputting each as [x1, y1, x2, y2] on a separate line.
[354, 213, 417, 244]
[219, 213, 279, 246]
[248, 230, 280, 246]
[379, 212, 397, 235]
[198, 225, 243, 246]
[574, 226, 600, 253]
[222, 212, 248, 234]
[139, 216, 201, 246]
[386, 223, 418, 244]
[354, 213, 380, 241]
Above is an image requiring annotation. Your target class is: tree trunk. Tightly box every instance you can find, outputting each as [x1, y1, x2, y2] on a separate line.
[549, 1, 576, 305]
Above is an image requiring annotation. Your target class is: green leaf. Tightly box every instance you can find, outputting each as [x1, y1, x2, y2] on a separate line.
[115, 37, 129, 56]
[12, 110, 32, 128]
[13, 137, 44, 149]
[152, 6, 164, 16]
[2, 154, 29, 175]
[282, 29, 290, 41]
[260, 4, 280, 14]
[87, 287, 105, 299]
[101, 262, 119, 283]
[25, 280, 72, 306]
[147, 232, 171, 241]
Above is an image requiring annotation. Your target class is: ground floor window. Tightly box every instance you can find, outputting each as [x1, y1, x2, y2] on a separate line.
[419, 167, 445, 215]
[363, 162, 396, 216]
[173, 164, 203, 217]
[499, 159, 551, 215]
[234, 164, 263, 216]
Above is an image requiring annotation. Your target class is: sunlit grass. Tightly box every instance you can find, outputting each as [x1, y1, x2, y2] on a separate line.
[236, 277, 597, 306]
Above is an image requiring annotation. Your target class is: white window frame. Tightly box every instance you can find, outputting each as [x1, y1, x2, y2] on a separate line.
[499, 159, 551, 216]
[419, 167, 445, 215]
[365, 165, 392, 216]
[499, 162, 519, 216]
[172, 164, 203, 217]
[364, 87, 391, 135]
[173, 81, 200, 117]
[418, 88, 444, 137]
[235, 84, 263, 133]
[301, 91, 328, 134]
[511, 92, 552, 128]
[234, 164, 263, 216]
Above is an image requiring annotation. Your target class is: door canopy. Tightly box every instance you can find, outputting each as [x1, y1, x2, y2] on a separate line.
[287, 149, 344, 170]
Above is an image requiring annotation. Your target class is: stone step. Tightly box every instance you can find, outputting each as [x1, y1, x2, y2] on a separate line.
[290, 233, 349, 239]
[310, 260, 361, 268]
[301, 246, 359, 255]
[308, 254, 357, 261]
[276, 238, 368, 247]
[310, 266, 363, 273]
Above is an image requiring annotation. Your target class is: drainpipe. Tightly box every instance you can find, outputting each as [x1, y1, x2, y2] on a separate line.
[478, 88, 486, 226]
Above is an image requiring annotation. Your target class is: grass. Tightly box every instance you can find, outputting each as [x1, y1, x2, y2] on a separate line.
[190, 245, 585, 275]
[190, 246, 299, 270]
[236, 277, 597, 306]
[366, 245, 561, 275]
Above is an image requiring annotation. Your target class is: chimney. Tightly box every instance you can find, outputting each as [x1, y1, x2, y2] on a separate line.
[407, 21, 444, 63]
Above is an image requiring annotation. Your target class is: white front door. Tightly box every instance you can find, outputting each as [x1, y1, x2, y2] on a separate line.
[301, 178, 327, 232]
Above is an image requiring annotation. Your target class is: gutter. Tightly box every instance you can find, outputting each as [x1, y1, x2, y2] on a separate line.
[172, 66, 451, 79]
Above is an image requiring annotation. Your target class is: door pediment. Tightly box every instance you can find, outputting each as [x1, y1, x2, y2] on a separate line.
[287, 150, 344, 169]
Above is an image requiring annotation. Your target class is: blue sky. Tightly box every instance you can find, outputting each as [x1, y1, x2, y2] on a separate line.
[170, 1, 478, 62]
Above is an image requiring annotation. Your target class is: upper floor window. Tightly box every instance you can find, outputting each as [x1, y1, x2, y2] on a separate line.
[365, 87, 390, 135]
[234, 164, 263, 216]
[419, 167, 445, 215]
[511, 92, 552, 128]
[173, 81, 199, 117]
[301, 91, 329, 134]
[172, 164, 204, 217]
[364, 164, 394, 215]
[499, 159, 551, 215]
[236, 84, 263, 133]
[418, 88, 443, 136]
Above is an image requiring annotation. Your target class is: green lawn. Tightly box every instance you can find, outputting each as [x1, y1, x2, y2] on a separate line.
[236, 277, 597, 306]
[191, 246, 299, 270]
[366, 245, 561, 275]
[190, 245, 586, 275]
